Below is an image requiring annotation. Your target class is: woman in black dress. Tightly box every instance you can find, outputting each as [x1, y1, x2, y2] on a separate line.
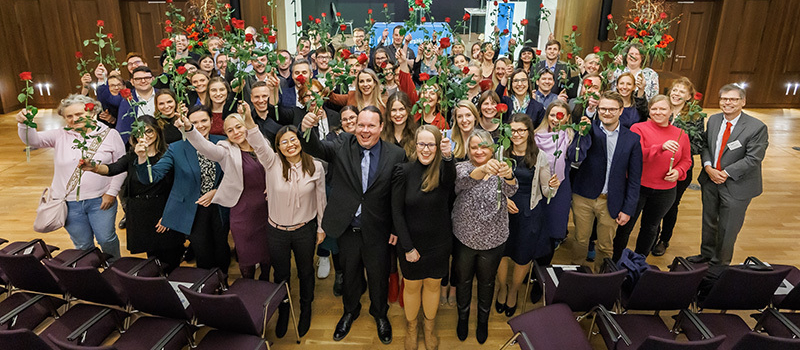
[391, 125, 455, 350]
[82, 115, 185, 271]
[154, 89, 186, 144]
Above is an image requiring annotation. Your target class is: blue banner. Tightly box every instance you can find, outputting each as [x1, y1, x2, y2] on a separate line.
[368, 22, 453, 55]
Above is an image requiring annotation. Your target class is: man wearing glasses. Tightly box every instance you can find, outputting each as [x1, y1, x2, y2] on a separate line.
[688, 84, 768, 265]
[569, 91, 642, 272]
[312, 47, 333, 86]
[116, 66, 157, 144]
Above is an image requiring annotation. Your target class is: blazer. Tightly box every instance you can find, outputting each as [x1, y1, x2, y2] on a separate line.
[117, 88, 158, 144]
[698, 112, 768, 200]
[497, 89, 546, 128]
[300, 130, 406, 246]
[572, 119, 643, 218]
[278, 78, 298, 109]
[137, 135, 224, 235]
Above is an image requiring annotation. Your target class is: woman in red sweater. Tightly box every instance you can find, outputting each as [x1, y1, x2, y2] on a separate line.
[614, 95, 691, 258]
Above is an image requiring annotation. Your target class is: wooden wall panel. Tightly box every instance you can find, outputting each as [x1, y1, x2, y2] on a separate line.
[729, 0, 768, 74]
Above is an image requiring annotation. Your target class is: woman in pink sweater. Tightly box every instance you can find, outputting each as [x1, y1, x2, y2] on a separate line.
[614, 95, 691, 258]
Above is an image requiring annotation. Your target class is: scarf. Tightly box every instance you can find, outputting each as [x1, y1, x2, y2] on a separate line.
[534, 130, 569, 182]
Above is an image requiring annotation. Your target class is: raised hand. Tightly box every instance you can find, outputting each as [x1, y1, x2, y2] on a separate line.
[80, 73, 92, 88]
[94, 63, 107, 80]
[174, 114, 192, 131]
[134, 141, 148, 164]
[300, 112, 319, 132]
[440, 137, 452, 158]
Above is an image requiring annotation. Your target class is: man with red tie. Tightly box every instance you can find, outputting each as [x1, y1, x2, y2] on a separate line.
[688, 84, 768, 265]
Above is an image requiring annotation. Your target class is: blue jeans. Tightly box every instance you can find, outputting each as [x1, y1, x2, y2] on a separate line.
[65, 196, 121, 259]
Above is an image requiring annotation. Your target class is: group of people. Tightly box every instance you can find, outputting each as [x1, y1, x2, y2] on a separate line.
[17, 21, 767, 348]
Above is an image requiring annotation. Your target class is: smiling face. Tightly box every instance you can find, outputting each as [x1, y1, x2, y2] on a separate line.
[422, 86, 439, 109]
[139, 125, 158, 147]
[292, 62, 311, 86]
[452, 43, 465, 55]
[175, 35, 189, 52]
[208, 81, 228, 105]
[480, 98, 497, 120]
[511, 71, 529, 97]
[340, 110, 358, 133]
[278, 131, 302, 158]
[719, 90, 745, 117]
[251, 55, 267, 75]
[199, 57, 215, 72]
[545, 43, 559, 61]
[547, 106, 569, 129]
[132, 71, 154, 94]
[215, 54, 228, 72]
[156, 94, 176, 117]
[468, 135, 492, 166]
[670, 83, 690, 106]
[520, 51, 533, 63]
[454, 55, 468, 70]
[191, 74, 209, 94]
[649, 99, 671, 126]
[223, 117, 247, 145]
[251, 86, 270, 113]
[390, 100, 408, 126]
[358, 72, 375, 96]
[393, 27, 403, 45]
[616, 75, 635, 98]
[108, 77, 124, 95]
[494, 60, 507, 80]
[598, 98, 623, 130]
[126, 56, 145, 74]
[355, 110, 383, 148]
[585, 57, 600, 74]
[472, 44, 482, 60]
[188, 110, 212, 137]
[537, 72, 555, 94]
[62, 104, 91, 130]
[483, 45, 495, 61]
[456, 106, 476, 134]
[316, 51, 331, 71]
[626, 47, 642, 69]
[509, 121, 529, 147]
[416, 130, 438, 165]
[353, 30, 365, 46]
[374, 52, 388, 68]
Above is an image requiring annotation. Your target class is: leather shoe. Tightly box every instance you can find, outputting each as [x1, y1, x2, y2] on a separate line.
[333, 312, 358, 341]
[275, 301, 290, 338]
[298, 305, 312, 338]
[375, 316, 393, 344]
[118, 216, 126, 229]
[652, 241, 668, 256]
[686, 255, 711, 264]
[504, 303, 517, 317]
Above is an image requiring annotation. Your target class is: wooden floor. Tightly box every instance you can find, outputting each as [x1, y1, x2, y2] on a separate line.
[1, 107, 799, 349]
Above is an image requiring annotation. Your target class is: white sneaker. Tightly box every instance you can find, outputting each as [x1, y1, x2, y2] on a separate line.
[317, 256, 331, 279]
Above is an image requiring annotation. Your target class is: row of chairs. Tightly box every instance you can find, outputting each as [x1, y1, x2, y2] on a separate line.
[0, 238, 298, 350]
[502, 256, 800, 349]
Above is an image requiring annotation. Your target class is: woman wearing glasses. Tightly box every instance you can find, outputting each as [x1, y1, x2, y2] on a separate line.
[497, 68, 546, 129]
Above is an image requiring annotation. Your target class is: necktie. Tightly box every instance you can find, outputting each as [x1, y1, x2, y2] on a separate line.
[715, 122, 732, 170]
[361, 149, 371, 193]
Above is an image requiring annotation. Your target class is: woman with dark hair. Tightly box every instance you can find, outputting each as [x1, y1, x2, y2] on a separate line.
[495, 114, 559, 317]
[516, 46, 535, 74]
[197, 54, 218, 78]
[615, 72, 648, 129]
[611, 42, 659, 100]
[207, 76, 236, 136]
[497, 68, 546, 128]
[382, 91, 419, 159]
[392, 125, 455, 350]
[82, 115, 186, 271]
[476, 91, 507, 140]
[154, 89, 187, 143]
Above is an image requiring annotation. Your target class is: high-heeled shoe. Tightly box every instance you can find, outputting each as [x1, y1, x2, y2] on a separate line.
[504, 303, 517, 317]
[494, 300, 506, 314]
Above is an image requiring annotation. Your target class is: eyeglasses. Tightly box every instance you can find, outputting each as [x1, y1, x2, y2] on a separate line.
[599, 107, 620, 114]
[511, 128, 528, 135]
[719, 97, 742, 103]
[279, 137, 299, 146]
[132, 76, 153, 82]
[416, 142, 437, 150]
[109, 83, 124, 88]
[317, 55, 331, 60]
[512, 79, 528, 84]
[144, 129, 156, 136]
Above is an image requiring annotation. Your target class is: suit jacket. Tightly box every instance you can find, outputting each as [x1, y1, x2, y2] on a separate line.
[698, 112, 767, 200]
[278, 78, 298, 108]
[300, 130, 406, 246]
[137, 135, 225, 235]
[496, 83, 546, 128]
[533, 60, 570, 93]
[572, 119, 643, 218]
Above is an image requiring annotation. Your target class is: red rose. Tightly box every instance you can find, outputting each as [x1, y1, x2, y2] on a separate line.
[341, 49, 352, 59]
[262, 16, 268, 24]
[540, 3, 544, 8]
[245, 33, 254, 42]
[97, 20, 104, 27]
[633, 16, 640, 23]
[409, 7, 414, 12]
[336, 12, 341, 17]
[445, 17, 451, 23]
[493, 1, 498, 5]
[371, 18, 375, 23]
[167, 0, 173, 3]
[572, 25, 578, 31]
[224, 25, 232, 32]
[368, 9, 373, 14]
[196, 42, 203, 47]
[381, 61, 388, 69]
[295, 74, 306, 85]
[502, 29, 509, 35]
[660, 12, 667, 19]
[583, 78, 593, 87]
[567, 53, 573, 59]
[187, 45, 193, 50]
[296, 21, 302, 27]
[165, 20, 172, 25]
[157, 38, 173, 51]
[84, 103, 95, 111]
[556, 111, 565, 120]
[233, 18, 245, 30]
[607, 14, 613, 20]
[119, 88, 132, 100]
[521, 19, 528, 26]
[357, 53, 369, 64]
[463, 13, 470, 21]
[496, 103, 508, 113]
[268, 35, 277, 43]
[694, 92, 703, 101]
[384, 3, 388, 8]
[321, 12, 326, 17]
[75, 51, 83, 59]
[593, 46, 600, 53]
[462, 66, 470, 74]
[19, 71, 32, 81]
[479, 79, 493, 91]
[177, 66, 187, 75]
[503, 0, 508, 2]
[308, 15, 314, 21]
[315, 18, 321, 24]
[421, 16, 426, 23]
[625, 28, 637, 37]
[439, 37, 451, 49]
[639, 30, 648, 36]
[108, 33, 114, 39]
[263, 27, 269, 34]
[415, 0, 425, 7]
[165, 26, 173, 33]
[419, 73, 430, 81]
[340, 24, 348, 31]
[536, 49, 541, 55]
[224, 2, 230, 8]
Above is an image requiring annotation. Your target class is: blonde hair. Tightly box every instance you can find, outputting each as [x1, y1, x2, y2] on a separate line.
[355, 69, 385, 111]
[451, 100, 479, 159]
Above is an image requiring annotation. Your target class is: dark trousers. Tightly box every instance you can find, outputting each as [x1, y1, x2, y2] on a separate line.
[700, 181, 752, 265]
[268, 221, 317, 308]
[659, 166, 693, 243]
[613, 186, 676, 260]
[454, 240, 505, 323]
[338, 227, 390, 318]
[188, 204, 231, 273]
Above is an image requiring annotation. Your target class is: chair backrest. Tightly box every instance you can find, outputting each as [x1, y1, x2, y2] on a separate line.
[110, 267, 190, 320]
[47, 333, 116, 350]
[507, 303, 593, 350]
[553, 269, 627, 311]
[624, 266, 708, 311]
[729, 331, 800, 350]
[638, 335, 726, 350]
[700, 265, 791, 310]
[44, 261, 127, 308]
[0, 253, 64, 295]
[179, 286, 261, 336]
[0, 328, 54, 350]
[774, 265, 800, 310]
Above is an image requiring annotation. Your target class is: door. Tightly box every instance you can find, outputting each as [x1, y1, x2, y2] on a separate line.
[663, 1, 718, 94]
[119, 0, 191, 76]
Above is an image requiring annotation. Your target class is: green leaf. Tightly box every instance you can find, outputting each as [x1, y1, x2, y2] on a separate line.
[98, 40, 106, 48]
[160, 75, 168, 84]
[18, 93, 26, 103]
[83, 39, 90, 46]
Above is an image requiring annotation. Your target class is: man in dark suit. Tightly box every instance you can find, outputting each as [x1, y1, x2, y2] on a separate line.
[533, 39, 570, 94]
[278, 58, 313, 109]
[570, 91, 642, 271]
[569, 73, 603, 124]
[688, 84, 768, 265]
[299, 105, 405, 344]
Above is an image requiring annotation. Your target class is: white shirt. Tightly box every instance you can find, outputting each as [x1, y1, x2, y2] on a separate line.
[704, 113, 741, 169]
[601, 122, 621, 194]
[137, 90, 156, 116]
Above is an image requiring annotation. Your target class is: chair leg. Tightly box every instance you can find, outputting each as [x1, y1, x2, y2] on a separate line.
[522, 262, 534, 313]
[499, 332, 521, 350]
[285, 284, 300, 344]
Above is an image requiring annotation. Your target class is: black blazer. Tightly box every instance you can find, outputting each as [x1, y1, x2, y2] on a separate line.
[301, 131, 406, 245]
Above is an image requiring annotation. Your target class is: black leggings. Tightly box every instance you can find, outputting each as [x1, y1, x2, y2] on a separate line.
[613, 186, 677, 260]
[658, 166, 693, 243]
[454, 240, 505, 322]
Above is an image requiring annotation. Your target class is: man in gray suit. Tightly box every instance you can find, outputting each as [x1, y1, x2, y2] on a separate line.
[688, 84, 768, 265]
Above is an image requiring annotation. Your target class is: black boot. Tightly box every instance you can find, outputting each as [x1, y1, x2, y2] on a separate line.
[476, 308, 490, 344]
[275, 300, 290, 338]
[298, 303, 312, 337]
[456, 304, 469, 341]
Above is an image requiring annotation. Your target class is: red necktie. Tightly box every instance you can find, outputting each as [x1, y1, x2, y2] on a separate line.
[715, 122, 732, 170]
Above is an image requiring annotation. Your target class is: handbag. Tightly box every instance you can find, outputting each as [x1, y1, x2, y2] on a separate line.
[33, 128, 110, 233]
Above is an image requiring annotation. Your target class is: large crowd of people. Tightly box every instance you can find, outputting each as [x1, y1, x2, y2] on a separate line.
[16, 18, 767, 348]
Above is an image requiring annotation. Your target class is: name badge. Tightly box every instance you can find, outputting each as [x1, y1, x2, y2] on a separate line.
[727, 140, 742, 151]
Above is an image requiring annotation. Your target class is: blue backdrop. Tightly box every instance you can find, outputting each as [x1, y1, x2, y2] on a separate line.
[368, 22, 453, 55]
